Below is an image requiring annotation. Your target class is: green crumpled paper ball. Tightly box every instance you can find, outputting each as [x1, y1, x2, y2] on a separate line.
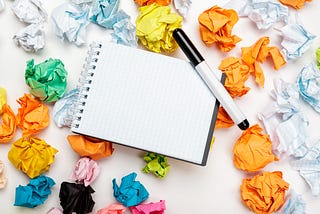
[142, 152, 170, 178]
[25, 58, 68, 102]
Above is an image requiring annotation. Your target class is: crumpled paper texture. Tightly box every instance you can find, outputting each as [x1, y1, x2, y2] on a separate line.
[67, 135, 114, 160]
[233, 124, 278, 172]
[113, 172, 149, 207]
[258, 79, 308, 158]
[0, 160, 7, 189]
[14, 175, 55, 208]
[59, 182, 95, 214]
[90, 0, 129, 29]
[0, 104, 16, 143]
[291, 141, 320, 196]
[142, 152, 170, 178]
[134, 0, 170, 6]
[97, 203, 126, 214]
[278, 20, 315, 61]
[240, 171, 289, 213]
[16, 94, 50, 136]
[297, 62, 320, 113]
[276, 190, 306, 214]
[218, 57, 250, 98]
[241, 36, 286, 87]
[111, 18, 138, 47]
[279, 0, 312, 9]
[51, 3, 90, 46]
[215, 107, 234, 129]
[131, 200, 166, 214]
[11, 0, 47, 24]
[225, 0, 288, 30]
[198, 5, 241, 52]
[173, 0, 191, 17]
[25, 58, 68, 102]
[53, 88, 79, 128]
[13, 23, 45, 52]
[70, 157, 100, 186]
[8, 136, 58, 178]
[0, 86, 7, 114]
[136, 3, 182, 53]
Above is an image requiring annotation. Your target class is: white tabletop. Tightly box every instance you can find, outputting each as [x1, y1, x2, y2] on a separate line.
[1, 0, 320, 213]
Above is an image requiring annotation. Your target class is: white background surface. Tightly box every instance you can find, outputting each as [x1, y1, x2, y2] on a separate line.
[1, 0, 320, 213]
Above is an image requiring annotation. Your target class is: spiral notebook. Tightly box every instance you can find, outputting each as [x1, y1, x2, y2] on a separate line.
[71, 42, 225, 165]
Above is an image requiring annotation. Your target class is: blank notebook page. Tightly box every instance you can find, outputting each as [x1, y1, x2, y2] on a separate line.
[72, 42, 220, 165]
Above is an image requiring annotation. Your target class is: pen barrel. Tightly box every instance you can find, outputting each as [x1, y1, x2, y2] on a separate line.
[195, 61, 246, 125]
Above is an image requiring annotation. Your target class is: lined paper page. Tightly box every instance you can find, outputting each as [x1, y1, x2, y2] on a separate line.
[72, 42, 219, 164]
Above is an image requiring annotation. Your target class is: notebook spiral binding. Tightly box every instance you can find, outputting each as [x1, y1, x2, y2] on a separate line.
[71, 42, 102, 129]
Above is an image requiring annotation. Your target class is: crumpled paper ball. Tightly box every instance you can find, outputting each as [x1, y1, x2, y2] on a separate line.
[218, 57, 250, 98]
[297, 62, 320, 113]
[136, 3, 182, 53]
[70, 157, 100, 186]
[0, 104, 17, 143]
[53, 88, 79, 128]
[198, 5, 241, 52]
[240, 171, 289, 213]
[25, 58, 68, 102]
[11, 0, 47, 24]
[14, 175, 55, 208]
[241, 36, 286, 87]
[59, 182, 95, 214]
[97, 203, 126, 214]
[8, 136, 58, 178]
[130, 200, 166, 214]
[16, 93, 50, 136]
[111, 18, 138, 47]
[51, 3, 90, 46]
[113, 172, 149, 207]
[13, 23, 45, 52]
[90, 0, 129, 29]
[142, 152, 170, 178]
[233, 124, 278, 172]
[67, 135, 114, 160]
[0, 86, 7, 114]
[279, 0, 311, 9]
[134, 0, 170, 6]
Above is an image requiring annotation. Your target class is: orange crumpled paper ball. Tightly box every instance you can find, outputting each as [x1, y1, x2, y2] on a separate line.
[16, 94, 50, 136]
[0, 104, 16, 143]
[198, 5, 241, 52]
[8, 136, 58, 178]
[67, 135, 114, 160]
[215, 107, 234, 129]
[134, 0, 170, 6]
[240, 171, 289, 213]
[233, 124, 278, 172]
[219, 57, 250, 98]
[241, 37, 286, 87]
[279, 0, 312, 9]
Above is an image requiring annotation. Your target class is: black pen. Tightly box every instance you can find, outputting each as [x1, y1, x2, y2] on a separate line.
[172, 28, 249, 130]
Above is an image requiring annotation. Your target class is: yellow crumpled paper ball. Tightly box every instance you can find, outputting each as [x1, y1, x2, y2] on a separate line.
[136, 3, 183, 53]
[0, 87, 7, 115]
[8, 136, 58, 178]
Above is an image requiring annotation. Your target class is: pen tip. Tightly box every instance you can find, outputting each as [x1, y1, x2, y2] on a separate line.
[237, 119, 250, 130]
